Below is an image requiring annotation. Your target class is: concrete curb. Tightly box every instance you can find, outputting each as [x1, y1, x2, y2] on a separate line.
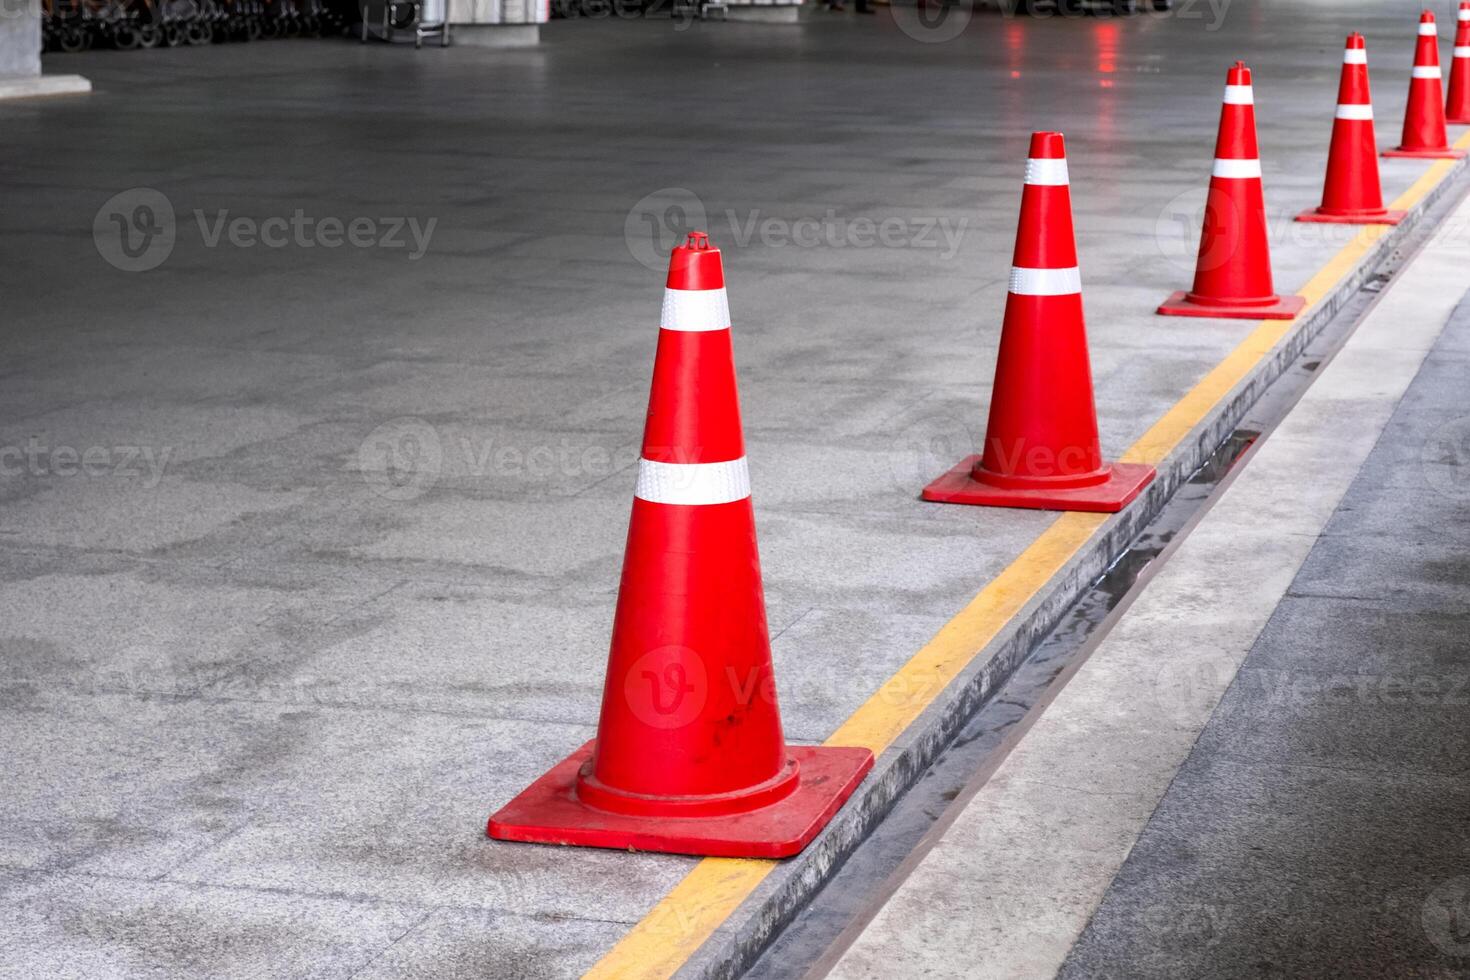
[723, 4, 804, 23]
[675, 158, 1470, 980]
[0, 74, 91, 101]
[451, 24, 540, 46]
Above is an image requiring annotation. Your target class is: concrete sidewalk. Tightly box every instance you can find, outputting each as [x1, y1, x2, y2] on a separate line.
[1, 4, 1466, 977]
[1059, 302, 1470, 976]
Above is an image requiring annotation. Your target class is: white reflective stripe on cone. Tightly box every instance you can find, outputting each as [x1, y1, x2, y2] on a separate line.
[1456, 46, 1470, 58]
[659, 288, 731, 333]
[1223, 84, 1254, 105]
[1343, 49, 1368, 65]
[1008, 266, 1081, 296]
[1335, 103, 1374, 120]
[1420, 22, 1438, 36]
[1412, 65, 1443, 79]
[634, 457, 750, 505]
[1461, 8, 1470, 21]
[1212, 158, 1263, 179]
[1023, 158, 1070, 186]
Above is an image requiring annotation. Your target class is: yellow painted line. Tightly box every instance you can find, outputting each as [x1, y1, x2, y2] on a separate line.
[824, 512, 1104, 755]
[1120, 226, 1381, 466]
[1387, 139, 1466, 212]
[584, 859, 773, 980]
[585, 138, 1470, 980]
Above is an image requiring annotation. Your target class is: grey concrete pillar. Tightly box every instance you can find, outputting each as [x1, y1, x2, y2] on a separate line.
[0, 0, 89, 100]
[723, 0, 804, 24]
[449, 0, 542, 47]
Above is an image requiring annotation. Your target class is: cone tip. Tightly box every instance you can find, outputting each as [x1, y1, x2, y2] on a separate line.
[1227, 61, 1251, 85]
[1345, 32, 1364, 48]
[666, 231, 725, 290]
[1028, 131, 1066, 159]
[1421, 9, 1435, 22]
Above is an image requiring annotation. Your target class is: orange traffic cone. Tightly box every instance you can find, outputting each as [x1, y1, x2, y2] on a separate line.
[1159, 62, 1307, 319]
[922, 132, 1156, 513]
[1298, 34, 1405, 225]
[488, 232, 873, 859]
[1385, 11, 1467, 158]
[1447, 2, 1470, 124]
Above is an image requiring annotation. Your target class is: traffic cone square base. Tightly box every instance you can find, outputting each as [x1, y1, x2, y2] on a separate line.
[1294, 207, 1406, 225]
[921, 456, 1156, 513]
[1381, 147, 1466, 159]
[487, 739, 874, 859]
[1156, 290, 1306, 320]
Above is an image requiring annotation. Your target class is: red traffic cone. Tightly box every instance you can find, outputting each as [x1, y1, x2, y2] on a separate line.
[1298, 34, 1406, 225]
[1159, 62, 1307, 320]
[922, 132, 1156, 513]
[487, 233, 873, 859]
[1384, 11, 1467, 158]
[1447, 2, 1470, 124]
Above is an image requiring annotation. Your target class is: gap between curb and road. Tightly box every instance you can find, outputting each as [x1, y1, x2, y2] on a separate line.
[585, 133, 1470, 980]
